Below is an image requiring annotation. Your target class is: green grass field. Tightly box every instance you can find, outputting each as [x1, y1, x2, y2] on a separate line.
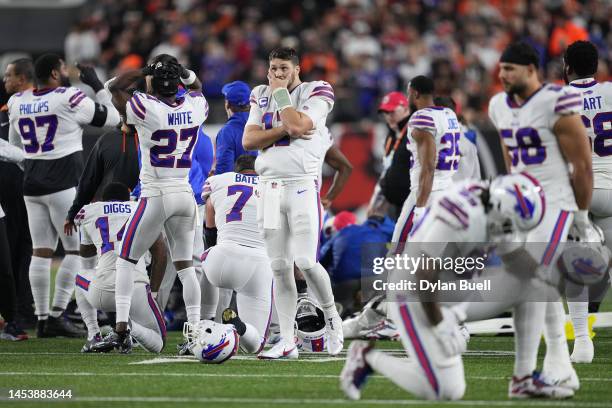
[0, 328, 611, 408]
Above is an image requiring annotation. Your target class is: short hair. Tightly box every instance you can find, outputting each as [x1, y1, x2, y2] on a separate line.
[268, 47, 299, 65]
[500, 41, 540, 68]
[34, 54, 63, 83]
[227, 103, 250, 113]
[234, 154, 256, 173]
[564, 40, 599, 77]
[409, 75, 434, 95]
[433, 95, 456, 111]
[10, 58, 34, 82]
[102, 182, 130, 202]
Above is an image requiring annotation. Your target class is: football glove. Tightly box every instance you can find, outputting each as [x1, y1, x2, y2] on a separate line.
[568, 210, 601, 243]
[432, 307, 468, 358]
[76, 63, 103, 93]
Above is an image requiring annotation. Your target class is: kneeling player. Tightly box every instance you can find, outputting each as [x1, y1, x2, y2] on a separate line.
[200, 155, 273, 355]
[340, 174, 546, 400]
[74, 183, 167, 353]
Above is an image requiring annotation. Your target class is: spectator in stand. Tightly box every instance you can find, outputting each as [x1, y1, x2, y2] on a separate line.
[214, 81, 257, 175]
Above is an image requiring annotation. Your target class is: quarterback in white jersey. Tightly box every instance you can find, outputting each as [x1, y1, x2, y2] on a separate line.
[489, 42, 593, 392]
[6, 55, 120, 338]
[392, 76, 461, 253]
[199, 155, 273, 355]
[341, 174, 574, 401]
[563, 40, 612, 363]
[242, 47, 343, 359]
[107, 54, 206, 347]
[74, 183, 167, 353]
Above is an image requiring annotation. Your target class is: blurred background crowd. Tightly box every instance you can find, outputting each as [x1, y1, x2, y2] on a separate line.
[57, 0, 612, 125]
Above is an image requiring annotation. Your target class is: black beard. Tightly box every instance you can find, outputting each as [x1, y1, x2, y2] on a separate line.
[60, 75, 71, 87]
[507, 82, 526, 100]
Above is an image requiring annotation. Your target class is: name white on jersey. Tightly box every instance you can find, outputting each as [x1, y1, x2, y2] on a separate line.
[246, 81, 334, 181]
[569, 79, 612, 189]
[76, 201, 148, 291]
[488, 84, 581, 210]
[8, 87, 98, 159]
[203, 172, 264, 248]
[407, 106, 461, 193]
[126, 91, 209, 197]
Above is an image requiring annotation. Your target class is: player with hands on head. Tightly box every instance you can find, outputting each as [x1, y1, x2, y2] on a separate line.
[7, 54, 120, 338]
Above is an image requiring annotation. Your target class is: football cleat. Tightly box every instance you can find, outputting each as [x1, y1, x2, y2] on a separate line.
[177, 341, 193, 356]
[0, 321, 28, 341]
[258, 339, 298, 360]
[81, 333, 102, 353]
[339, 340, 373, 400]
[326, 314, 344, 356]
[571, 336, 594, 364]
[540, 366, 580, 392]
[91, 330, 133, 354]
[508, 372, 574, 399]
[39, 315, 86, 338]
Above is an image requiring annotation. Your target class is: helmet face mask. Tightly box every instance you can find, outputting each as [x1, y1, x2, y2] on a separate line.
[295, 297, 327, 352]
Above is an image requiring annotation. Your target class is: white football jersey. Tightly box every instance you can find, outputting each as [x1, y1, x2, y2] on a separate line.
[246, 81, 334, 181]
[489, 84, 581, 210]
[8, 87, 101, 159]
[453, 125, 481, 182]
[410, 180, 487, 257]
[75, 201, 148, 292]
[126, 90, 209, 197]
[203, 172, 264, 249]
[406, 106, 461, 193]
[569, 78, 612, 189]
[318, 127, 334, 185]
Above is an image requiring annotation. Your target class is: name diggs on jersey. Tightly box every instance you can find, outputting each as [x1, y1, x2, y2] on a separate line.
[103, 203, 132, 214]
[19, 101, 49, 115]
[167, 111, 193, 126]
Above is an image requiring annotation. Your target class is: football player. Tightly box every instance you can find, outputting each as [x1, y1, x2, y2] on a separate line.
[74, 183, 167, 353]
[563, 40, 612, 363]
[392, 76, 461, 253]
[340, 174, 547, 400]
[7, 54, 120, 337]
[107, 54, 206, 349]
[242, 47, 343, 358]
[200, 155, 273, 355]
[488, 42, 593, 392]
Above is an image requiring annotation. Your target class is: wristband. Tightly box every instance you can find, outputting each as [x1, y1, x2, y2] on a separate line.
[272, 88, 292, 111]
[180, 70, 197, 86]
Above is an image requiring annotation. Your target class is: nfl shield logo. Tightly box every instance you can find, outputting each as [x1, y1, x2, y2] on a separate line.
[271, 182, 278, 189]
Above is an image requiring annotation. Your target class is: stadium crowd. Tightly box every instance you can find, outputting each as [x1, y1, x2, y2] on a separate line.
[64, 0, 612, 124]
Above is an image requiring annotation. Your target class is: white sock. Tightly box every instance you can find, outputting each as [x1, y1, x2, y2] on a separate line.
[543, 301, 572, 372]
[74, 273, 100, 339]
[568, 301, 589, 339]
[52, 254, 79, 312]
[271, 265, 297, 342]
[365, 349, 438, 400]
[240, 322, 263, 354]
[513, 302, 545, 377]
[115, 258, 135, 323]
[29, 256, 52, 318]
[300, 262, 338, 318]
[131, 321, 163, 353]
[177, 267, 201, 324]
[200, 273, 219, 320]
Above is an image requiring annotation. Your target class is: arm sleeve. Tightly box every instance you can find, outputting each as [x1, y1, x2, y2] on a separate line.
[67, 137, 105, 221]
[187, 91, 209, 122]
[126, 92, 147, 126]
[8, 118, 23, 151]
[214, 127, 235, 174]
[487, 98, 498, 129]
[298, 97, 331, 126]
[408, 111, 437, 137]
[551, 88, 583, 127]
[0, 138, 24, 164]
[245, 90, 264, 126]
[79, 226, 94, 246]
[202, 176, 215, 201]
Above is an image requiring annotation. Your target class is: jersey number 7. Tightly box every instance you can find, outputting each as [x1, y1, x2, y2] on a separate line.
[226, 185, 253, 223]
[17, 115, 58, 153]
[150, 126, 199, 168]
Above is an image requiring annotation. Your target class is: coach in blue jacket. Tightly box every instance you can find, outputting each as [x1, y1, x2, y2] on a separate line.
[215, 81, 257, 174]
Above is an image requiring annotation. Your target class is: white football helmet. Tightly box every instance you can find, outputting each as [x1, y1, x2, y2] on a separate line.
[295, 297, 326, 352]
[487, 172, 545, 239]
[183, 320, 239, 364]
[559, 224, 611, 286]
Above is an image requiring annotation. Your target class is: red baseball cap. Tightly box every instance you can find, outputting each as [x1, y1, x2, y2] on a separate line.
[333, 211, 357, 231]
[378, 91, 409, 112]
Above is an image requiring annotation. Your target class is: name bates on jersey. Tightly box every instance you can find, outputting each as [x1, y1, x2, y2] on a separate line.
[246, 81, 334, 181]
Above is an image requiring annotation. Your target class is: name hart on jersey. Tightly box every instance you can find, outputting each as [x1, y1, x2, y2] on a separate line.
[583, 95, 602, 111]
[19, 101, 49, 115]
[234, 173, 258, 185]
[167, 111, 193, 125]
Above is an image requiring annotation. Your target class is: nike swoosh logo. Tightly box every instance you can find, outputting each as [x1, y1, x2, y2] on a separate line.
[282, 347, 295, 356]
[0, 122, 8, 127]
[297, 189, 307, 194]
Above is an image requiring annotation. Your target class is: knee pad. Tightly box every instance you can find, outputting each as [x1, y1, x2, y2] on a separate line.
[441, 377, 466, 401]
[294, 256, 316, 272]
[270, 258, 291, 273]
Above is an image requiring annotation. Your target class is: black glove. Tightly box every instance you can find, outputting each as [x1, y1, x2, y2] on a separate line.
[141, 63, 156, 76]
[76, 63, 103, 93]
[179, 65, 190, 79]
